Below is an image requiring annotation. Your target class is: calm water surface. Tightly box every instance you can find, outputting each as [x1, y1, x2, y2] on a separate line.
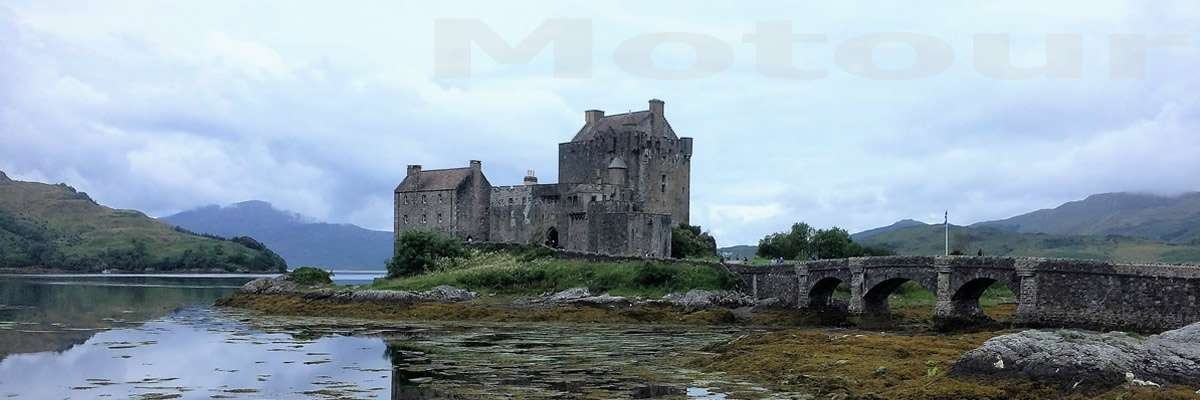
[0, 275, 794, 399]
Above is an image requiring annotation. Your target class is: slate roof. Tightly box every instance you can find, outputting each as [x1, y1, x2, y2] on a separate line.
[395, 167, 472, 192]
[570, 110, 677, 142]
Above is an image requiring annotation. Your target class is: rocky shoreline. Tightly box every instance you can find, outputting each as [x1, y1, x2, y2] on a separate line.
[219, 274, 1200, 399]
[232, 274, 769, 313]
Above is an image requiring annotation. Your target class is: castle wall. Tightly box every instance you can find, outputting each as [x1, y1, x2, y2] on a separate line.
[394, 189, 458, 235]
[456, 174, 491, 241]
[558, 133, 691, 226]
[588, 211, 672, 257]
[487, 184, 560, 245]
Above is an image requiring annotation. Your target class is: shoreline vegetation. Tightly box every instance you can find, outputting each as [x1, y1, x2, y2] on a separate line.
[218, 245, 1200, 399]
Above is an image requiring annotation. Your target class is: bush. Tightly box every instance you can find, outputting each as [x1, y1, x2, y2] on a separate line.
[387, 230, 466, 278]
[758, 222, 894, 260]
[290, 266, 333, 285]
[671, 224, 718, 259]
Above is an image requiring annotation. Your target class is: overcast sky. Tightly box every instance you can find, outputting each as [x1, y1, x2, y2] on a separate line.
[2, 1, 1199, 246]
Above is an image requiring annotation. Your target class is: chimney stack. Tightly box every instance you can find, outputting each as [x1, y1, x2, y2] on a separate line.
[523, 170, 538, 185]
[585, 109, 605, 124]
[469, 160, 482, 172]
[406, 165, 422, 176]
[648, 99, 664, 118]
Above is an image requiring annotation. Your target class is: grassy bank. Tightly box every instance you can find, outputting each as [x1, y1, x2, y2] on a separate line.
[368, 249, 738, 298]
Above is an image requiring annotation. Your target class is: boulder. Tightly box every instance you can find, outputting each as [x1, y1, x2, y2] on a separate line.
[951, 322, 1200, 390]
[532, 288, 631, 307]
[662, 289, 756, 309]
[422, 285, 479, 302]
[545, 287, 592, 302]
[239, 275, 298, 294]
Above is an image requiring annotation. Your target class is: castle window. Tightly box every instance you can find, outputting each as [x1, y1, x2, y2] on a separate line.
[437, 213, 443, 223]
[421, 214, 427, 224]
[421, 194, 427, 204]
[403, 215, 408, 224]
[438, 193, 444, 203]
[591, 195, 598, 202]
[508, 198, 514, 205]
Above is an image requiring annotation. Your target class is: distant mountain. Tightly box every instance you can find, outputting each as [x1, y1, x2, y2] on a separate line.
[856, 223, 1200, 264]
[0, 172, 286, 272]
[973, 192, 1200, 244]
[717, 245, 758, 260]
[851, 219, 929, 241]
[162, 201, 392, 269]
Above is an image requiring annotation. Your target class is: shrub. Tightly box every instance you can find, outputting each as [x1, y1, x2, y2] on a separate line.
[671, 224, 718, 259]
[635, 263, 679, 287]
[290, 266, 333, 285]
[388, 230, 465, 278]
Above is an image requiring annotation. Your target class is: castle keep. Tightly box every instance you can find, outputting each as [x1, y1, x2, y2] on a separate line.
[394, 99, 692, 257]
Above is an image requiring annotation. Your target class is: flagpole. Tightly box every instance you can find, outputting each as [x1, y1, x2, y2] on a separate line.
[944, 211, 949, 256]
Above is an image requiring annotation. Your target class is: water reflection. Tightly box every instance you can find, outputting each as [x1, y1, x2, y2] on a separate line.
[0, 276, 798, 399]
[0, 275, 253, 358]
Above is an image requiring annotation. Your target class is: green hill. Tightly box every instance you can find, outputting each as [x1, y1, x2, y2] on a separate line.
[857, 224, 1200, 264]
[973, 192, 1200, 244]
[0, 171, 287, 273]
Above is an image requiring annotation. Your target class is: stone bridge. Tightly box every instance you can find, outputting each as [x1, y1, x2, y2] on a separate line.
[727, 256, 1200, 331]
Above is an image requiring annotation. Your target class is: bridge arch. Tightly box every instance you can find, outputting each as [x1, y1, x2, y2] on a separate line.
[940, 265, 1021, 323]
[808, 277, 846, 309]
[858, 264, 938, 316]
[861, 277, 937, 315]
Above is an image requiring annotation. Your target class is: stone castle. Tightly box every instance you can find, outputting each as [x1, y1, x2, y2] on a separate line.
[394, 99, 692, 257]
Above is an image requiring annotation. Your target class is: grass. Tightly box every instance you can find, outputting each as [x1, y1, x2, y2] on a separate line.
[368, 249, 738, 298]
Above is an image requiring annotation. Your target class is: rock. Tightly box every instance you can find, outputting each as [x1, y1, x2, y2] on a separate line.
[545, 287, 592, 302]
[661, 289, 756, 309]
[238, 276, 476, 305]
[951, 321, 1200, 390]
[567, 294, 631, 306]
[422, 285, 478, 302]
[239, 276, 298, 294]
[531, 288, 631, 307]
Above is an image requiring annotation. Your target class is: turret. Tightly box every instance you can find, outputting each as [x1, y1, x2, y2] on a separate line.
[606, 157, 628, 186]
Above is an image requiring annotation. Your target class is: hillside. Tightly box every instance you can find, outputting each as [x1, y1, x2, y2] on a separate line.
[856, 224, 1200, 264]
[0, 172, 287, 272]
[973, 192, 1200, 244]
[717, 245, 758, 260]
[162, 201, 392, 269]
[851, 219, 928, 241]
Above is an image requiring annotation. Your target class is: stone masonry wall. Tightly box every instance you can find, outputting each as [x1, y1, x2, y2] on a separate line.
[729, 256, 1200, 332]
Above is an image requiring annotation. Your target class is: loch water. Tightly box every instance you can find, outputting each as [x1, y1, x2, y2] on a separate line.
[0, 275, 794, 399]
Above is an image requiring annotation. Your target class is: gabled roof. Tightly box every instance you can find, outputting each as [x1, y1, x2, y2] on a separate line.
[395, 168, 472, 192]
[570, 110, 677, 142]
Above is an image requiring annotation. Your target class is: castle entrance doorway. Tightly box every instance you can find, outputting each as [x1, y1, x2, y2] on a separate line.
[545, 227, 560, 248]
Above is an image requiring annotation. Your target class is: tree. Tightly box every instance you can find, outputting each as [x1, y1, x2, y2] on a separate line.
[756, 223, 814, 260]
[671, 223, 718, 259]
[387, 230, 465, 278]
[757, 222, 894, 260]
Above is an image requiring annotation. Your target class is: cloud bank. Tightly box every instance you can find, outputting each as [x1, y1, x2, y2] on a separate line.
[2, 1, 1199, 246]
